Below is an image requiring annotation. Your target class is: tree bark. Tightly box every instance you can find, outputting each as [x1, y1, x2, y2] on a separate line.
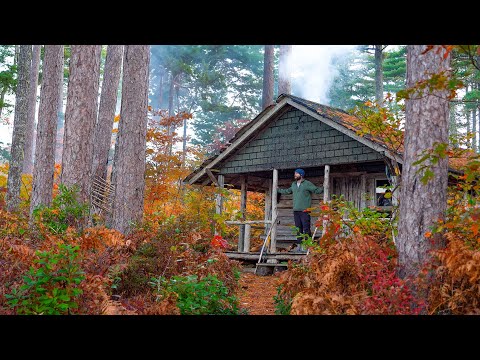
[61, 45, 102, 204]
[23, 45, 41, 174]
[262, 45, 275, 109]
[168, 72, 175, 121]
[374, 45, 384, 105]
[397, 45, 451, 282]
[6, 45, 32, 212]
[0, 87, 7, 119]
[278, 45, 292, 95]
[472, 106, 477, 152]
[110, 45, 150, 235]
[158, 66, 164, 109]
[91, 45, 123, 182]
[30, 45, 64, 214]
[55, 53, 65, 164]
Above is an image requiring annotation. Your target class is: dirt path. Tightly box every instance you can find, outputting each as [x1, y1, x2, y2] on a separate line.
[238, 269, 282, 315]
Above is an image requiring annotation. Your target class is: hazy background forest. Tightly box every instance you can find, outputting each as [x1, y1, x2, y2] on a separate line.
[1, 45, 479, 315]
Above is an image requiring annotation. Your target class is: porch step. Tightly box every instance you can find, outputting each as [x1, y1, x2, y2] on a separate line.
[255, 262, 289, 276]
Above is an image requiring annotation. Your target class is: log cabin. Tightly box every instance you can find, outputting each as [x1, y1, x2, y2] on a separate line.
[183, 94, 463, 264]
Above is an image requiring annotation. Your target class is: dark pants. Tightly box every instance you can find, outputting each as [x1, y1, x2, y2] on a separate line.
[293, 211, 311, 244]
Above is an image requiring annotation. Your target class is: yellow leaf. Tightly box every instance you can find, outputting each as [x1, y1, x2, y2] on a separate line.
[114, 114, 120, 122]
[112, 128, 118, 133]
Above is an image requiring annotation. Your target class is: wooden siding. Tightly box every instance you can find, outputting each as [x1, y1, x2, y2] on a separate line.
[218, 108, 384, 175]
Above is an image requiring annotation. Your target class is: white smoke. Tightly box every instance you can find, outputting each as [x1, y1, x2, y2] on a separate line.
[290, 45, 358, 104]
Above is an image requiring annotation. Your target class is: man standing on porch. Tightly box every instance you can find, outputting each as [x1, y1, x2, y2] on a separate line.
[277, 169, 324, 252]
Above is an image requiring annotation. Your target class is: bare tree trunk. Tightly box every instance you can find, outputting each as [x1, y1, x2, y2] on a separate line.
[14, 45, 19, 67]
[449, 102, 457, 146]
[55, 56, 65, 164]
[61, 45, 102, 204]
[168, 71, 175, 134]
[262, 45, 275, 110]
[278, 45, 292, 95]
[472, 106, 477, 152]
[397, 45, 451, 284]
[30, 46, 64, 214]
[23, 45, 41, 174]
[375, 45, 384, 105]
[6, 45, 32, 212]
[91, 45, 123, 182]
[0, 87, 7, 119]
[159, 66, 164, 109]
[477, 100, 480, 152]
[110, 45, 150, 235]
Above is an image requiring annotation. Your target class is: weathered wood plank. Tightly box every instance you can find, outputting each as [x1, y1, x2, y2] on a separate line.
[270, 168, 278, 253]
[244, 223, 251, 252]
[215, 174, 224, 236]
[264, 182, 272, 235]
[238, 176, 247, 252]
[205, 168, 219, 186]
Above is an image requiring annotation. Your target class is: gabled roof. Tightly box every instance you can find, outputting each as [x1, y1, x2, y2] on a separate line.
[184, 94, 464, 185]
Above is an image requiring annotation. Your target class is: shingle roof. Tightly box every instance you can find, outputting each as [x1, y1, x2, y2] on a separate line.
[184, 94, 468, 183]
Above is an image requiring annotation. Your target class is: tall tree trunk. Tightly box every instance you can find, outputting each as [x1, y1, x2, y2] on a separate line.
[278, 45, 292, 95]
[472, 106, 477, 152]
[168, 72, 175, 131]
[91, 45, 123, 182]
[23, 45, 41, 174]
[55, 55, 65, 164]
[397, 45, 451, 285]
[159, 66, 164, 109]
[262, 45, 275, 110]
[6, 45, 32, 212]
[30, 46, 64, 214]
[477, 101, 480, 152]
[14, 45, 19, 67]
[61, 45, 102, 204]
[448, 102, 457, 146]
[0, 87, 7, 119]
[375, 45, 384, 105]
[110, 45, 150, 235]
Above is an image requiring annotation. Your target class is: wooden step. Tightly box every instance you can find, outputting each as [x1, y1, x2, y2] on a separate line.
[255, 262, 289, 276]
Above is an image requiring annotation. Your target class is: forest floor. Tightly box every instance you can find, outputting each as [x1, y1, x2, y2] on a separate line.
[237, 267, 282, 315]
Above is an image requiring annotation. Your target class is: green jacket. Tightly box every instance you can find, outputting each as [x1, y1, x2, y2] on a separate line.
[278, 179, 324, 211]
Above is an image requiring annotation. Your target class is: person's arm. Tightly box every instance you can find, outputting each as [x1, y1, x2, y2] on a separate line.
[307, 181, 324, 194]
[277, 183, 293, 194]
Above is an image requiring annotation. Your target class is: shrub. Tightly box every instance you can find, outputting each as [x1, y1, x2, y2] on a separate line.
[150, 274, 240, 315]
[6, 243, 85, 315]
[32, 184, 88, 235]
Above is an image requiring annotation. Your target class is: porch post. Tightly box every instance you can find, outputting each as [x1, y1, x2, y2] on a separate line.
[322, 165, 330, 236]
[360, 174, 366, 209]
[238, 176, 247, 252]
[243, 223, 251, 252]
[269, 168, 278, 253]
[264, 181, 272, 236]
[214, 174, 225, 236]
[391, 175, 399, 206]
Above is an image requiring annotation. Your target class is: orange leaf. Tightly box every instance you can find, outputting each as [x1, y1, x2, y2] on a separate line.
[425, 232, 432, 238]
[114, 114, 120, 123]
[472, 224, 479, 236]
[353, 226, 360, 232]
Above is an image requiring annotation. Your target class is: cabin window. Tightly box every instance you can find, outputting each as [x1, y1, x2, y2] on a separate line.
[375, 179, 391, 206]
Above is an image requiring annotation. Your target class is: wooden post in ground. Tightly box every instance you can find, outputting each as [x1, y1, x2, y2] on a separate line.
[238, 176, 247, 252]
[269, 168, 278, 254]
[244, 223, 251, 252]
[391, 176, 399, 206]
[215, 174, 224, 236]
[322, 165, 330, 236]
[264, 181, 272, 236]
[360, 173, 366, 210]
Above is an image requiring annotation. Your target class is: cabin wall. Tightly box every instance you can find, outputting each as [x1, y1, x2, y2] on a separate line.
[218, 108, 384, 175]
